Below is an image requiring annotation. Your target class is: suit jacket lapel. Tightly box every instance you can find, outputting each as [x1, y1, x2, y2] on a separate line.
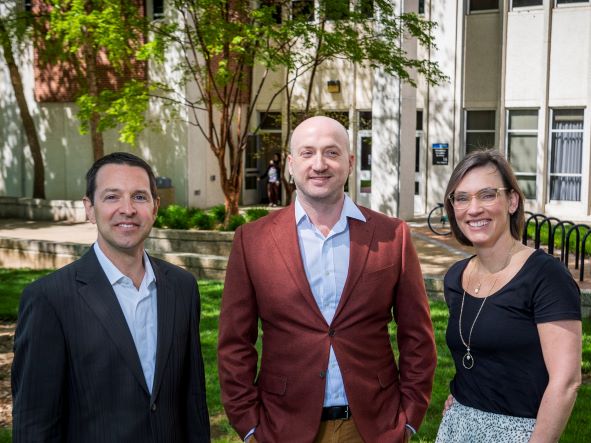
[76, 248, 150, 395]
[334, 211, 375, 320]
[150, 257, 175, 401]
[271, 206, 327, 325]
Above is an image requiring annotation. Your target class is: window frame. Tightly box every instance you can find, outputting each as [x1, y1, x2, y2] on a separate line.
[505, 109, 539, 200]
[547, 108, 585, 203]
[468, 0, 500, 13]
[511, 0, 544, 10]
[464, 109, 497, 155]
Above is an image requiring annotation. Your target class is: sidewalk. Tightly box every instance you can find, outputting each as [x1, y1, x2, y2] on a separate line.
[0, 218, 465, 278]
[0, 217, 589, 293]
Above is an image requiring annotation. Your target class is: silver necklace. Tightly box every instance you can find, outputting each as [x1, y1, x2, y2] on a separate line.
[458, 241, 516, 369]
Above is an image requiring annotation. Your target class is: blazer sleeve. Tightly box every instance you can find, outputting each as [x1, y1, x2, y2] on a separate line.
[393, 221, 437, 432]
[11, 283, 66, 443]
[217, 226, 260, 439]
[187, 279, 211, 443]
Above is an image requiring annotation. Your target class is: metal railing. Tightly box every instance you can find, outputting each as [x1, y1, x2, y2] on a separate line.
[524, 211, 591, 282]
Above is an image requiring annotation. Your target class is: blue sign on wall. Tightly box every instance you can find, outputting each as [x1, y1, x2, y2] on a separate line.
[432, 143, 449, 165]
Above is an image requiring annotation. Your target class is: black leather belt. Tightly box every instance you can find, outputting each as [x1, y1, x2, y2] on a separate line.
[321, 405, 351, 421]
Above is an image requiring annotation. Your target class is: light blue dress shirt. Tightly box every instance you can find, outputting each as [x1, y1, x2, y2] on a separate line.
[94, 243, 158, 393]
[295, 194, 366, 407]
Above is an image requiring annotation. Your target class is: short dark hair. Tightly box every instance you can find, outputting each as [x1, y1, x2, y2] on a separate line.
[443, 149, 525, 246]
[85, 152, 158, 204]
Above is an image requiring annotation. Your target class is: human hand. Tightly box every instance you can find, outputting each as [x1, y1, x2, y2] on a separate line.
[442, 394, 454, 415]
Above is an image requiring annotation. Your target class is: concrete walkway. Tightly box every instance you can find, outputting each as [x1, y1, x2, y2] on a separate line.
[0, 218, 468, 276]
[0, 217, 589, 295]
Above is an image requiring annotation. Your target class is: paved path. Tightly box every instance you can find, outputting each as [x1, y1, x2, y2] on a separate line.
[0, 217, 589, 292]
[0, 218, 468, 280]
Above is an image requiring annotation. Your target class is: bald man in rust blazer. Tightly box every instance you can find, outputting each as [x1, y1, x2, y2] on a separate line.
[218, 117, 436, 443]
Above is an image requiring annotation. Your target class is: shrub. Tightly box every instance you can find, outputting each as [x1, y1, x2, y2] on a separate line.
[209, 205, 226, 224]
[158, 205, 192, 229]
[191, 210, 214, 230]
[244, 208, 269, 222]
[225, 214, 246, 231]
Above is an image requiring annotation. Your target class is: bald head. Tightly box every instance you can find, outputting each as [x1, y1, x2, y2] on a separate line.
[290, 116, 350, 154]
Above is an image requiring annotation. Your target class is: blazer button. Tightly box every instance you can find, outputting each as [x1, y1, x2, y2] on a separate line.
[320, 371, 326, 378]
[151, 403, 157, 412]
[328, 329, 336, 337]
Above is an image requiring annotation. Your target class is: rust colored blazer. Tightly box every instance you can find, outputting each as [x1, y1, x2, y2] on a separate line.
[218, 204, 436, 443]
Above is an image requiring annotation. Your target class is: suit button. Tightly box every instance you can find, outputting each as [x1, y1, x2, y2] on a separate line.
[151, 403, 157, 412]
[320, 371, 326, 378]
[328, 329, 336, 337]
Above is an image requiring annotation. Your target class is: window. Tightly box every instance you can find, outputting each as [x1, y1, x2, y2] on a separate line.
[324, 0, 350, 20]
[512, 0, 543, 7]
[259, 112, 282, 130]
[153, 0, 164, 20]
[260, 0, 283, 24]
[357, 0, 374, 18]
[418, 0, 425, 14]
[465, 110, 496, 154]
[506, 110, 538, 199]
[469, 0, 499, 12]
[292, 0, 314, 21]
[324, 111, 350, 128]
[358, 111, 372, 130]
[548, 109, 584, 202]
[23, 0, 32, 12]
[556, 0, 589, 4]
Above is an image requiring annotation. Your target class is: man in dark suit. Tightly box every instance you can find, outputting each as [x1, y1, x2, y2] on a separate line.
[12, 152, 210, 442]
[218, 116, 436, 443]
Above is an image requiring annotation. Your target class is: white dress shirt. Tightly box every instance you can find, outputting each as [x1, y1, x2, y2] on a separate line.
[93, 243, 158, 393]
[295, 194, 366, 406]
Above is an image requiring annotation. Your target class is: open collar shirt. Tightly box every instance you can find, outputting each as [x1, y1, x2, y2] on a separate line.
[295, 194, 366, 407]
[93, 243, 158, 393]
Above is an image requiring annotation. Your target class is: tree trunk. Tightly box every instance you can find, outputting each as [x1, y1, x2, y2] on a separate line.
[0, 20, 45, 198]
[83, 40, 104, 160]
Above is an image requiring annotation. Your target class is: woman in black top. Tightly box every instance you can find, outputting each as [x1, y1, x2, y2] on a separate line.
[435, 150, 581, 442]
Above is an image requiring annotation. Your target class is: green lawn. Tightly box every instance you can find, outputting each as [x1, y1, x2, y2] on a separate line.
[0, 272, 589, 442]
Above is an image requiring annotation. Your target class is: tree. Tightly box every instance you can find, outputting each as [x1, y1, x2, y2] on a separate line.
[0, 2, 45, 198]
[157, 0, 445, 224]
[42, 0, 162, 160]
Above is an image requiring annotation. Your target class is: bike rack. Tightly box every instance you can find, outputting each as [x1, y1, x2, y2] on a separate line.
[523, 212, 548, 247]
[564, 224, 590, 270]
[549, 220, 574, 260]
[579, 230, 591, 282]
[538, 217, 561, 254]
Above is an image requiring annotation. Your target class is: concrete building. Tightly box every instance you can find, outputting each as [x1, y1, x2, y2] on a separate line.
[1, 0, 590, 222]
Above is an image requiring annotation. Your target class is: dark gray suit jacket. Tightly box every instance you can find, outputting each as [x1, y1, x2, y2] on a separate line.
[11, 248, 210, 442]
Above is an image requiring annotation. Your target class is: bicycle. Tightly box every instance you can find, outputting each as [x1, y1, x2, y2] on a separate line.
[427, 203, 451, 236]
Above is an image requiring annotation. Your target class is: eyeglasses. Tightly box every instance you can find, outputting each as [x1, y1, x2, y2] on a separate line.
[448, 187, 510, 211]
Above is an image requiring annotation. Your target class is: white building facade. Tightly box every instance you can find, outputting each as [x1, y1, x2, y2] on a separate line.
[1, 0, 590, 222]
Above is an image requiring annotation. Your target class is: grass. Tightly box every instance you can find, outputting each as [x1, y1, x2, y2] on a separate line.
[0, 272, 589, 442]
[0, 269, 54, 321]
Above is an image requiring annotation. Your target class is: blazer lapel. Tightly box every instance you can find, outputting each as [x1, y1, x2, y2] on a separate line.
[76, 249, 150, 395]
[150, 257, 175, 401]
[271, 206, 327, 325]
[334, 212, 376, 320]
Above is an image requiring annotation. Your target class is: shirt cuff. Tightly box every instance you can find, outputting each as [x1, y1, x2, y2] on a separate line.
[244, 427, 256, 442]
[405, 423, 417, 435]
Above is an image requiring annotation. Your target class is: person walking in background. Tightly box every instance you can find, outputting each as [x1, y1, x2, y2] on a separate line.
[436, 150, 581, 442]
[11, 152, 210, 442]
[259, 157, 281, 206]
[218, 116, 436, 443]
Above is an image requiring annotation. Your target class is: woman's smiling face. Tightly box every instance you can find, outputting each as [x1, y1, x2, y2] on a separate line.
[452, 164, 518, 249]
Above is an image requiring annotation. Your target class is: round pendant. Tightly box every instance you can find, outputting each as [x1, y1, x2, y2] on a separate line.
[462, 351, 474, 369]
